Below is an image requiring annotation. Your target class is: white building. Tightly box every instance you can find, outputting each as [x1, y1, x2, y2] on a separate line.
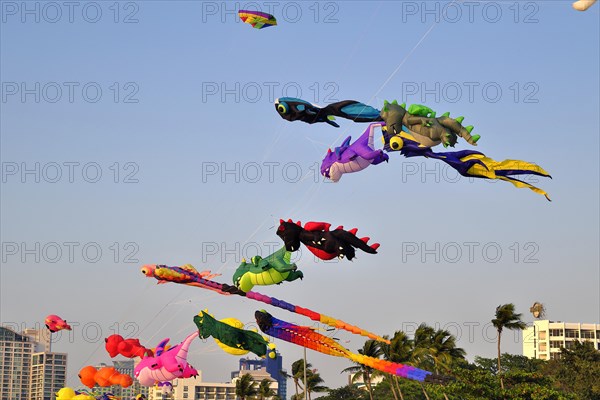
[523, 320, 600, 360]
[148, 367, 278, 400]
[148, 372, 237, 400]
[231, 366, 277, 394]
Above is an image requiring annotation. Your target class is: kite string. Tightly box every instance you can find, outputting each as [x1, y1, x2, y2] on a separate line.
[327, 0, 458, 152]
[68, 282, 159, 384]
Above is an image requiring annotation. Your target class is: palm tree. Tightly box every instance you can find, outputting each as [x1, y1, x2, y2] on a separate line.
[411, 324, 464, 400]
[257, 378, 276, 400]
[304, 368, 328, 400]
[411, 324, 436, 400]
[385, 330, 415, 400]
[341, 339, 382, 400]
[291, 359, 310, 398]
[427, 328, 466, 373]
[492, 303, 526, 390]
[236, 373, 258, 400]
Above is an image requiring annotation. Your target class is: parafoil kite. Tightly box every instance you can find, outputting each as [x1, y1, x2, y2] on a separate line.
[78, 366, 133, 389]
[105, 334, 153, 358]
[276, 219, 379, 260]
[141, 264, 389, 343]
[255, 310, 444, 383]
[193, 310, 276, 358]
[275, 97, 551, 200]
[45, 314, 71, 333]
[133, 332, 199, 386]
[573, 0, 597, 10]
[238, 10, 277, 29]
[232, 246, 303, 292]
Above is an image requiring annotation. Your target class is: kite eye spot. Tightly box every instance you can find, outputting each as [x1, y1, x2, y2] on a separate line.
[390, 137, 403, 150]
[277, 102, 288, 115]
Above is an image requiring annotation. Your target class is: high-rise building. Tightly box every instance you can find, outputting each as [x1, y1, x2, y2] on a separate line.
[0, 326, 67, 400]
[523, 320, 600, 360]
[29, 353, 67, 400]
[0, 327, 35, 400]
[235, 351, 286, 400]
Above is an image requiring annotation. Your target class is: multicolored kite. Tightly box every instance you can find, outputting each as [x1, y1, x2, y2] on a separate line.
[238, 10, 277, 29]
[255, 310, 439, 383]
[141, 264, 389, 343]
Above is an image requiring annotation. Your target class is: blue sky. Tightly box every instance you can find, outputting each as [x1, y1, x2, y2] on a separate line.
[1, 0, 599, 393]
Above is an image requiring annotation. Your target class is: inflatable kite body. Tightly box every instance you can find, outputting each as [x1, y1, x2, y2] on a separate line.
[134, 332, 199, 386]
[277, 219, 379, 260]
[141, 264, 223, 293]
[45, 314, 71, 333]
[255, 310, 443, 383]
[232, 246, 303, 292]
[56, 387, 77, 400]
[238, 10, 277, 29]
[78, 366, 133, 389]
[193, 310, 276, 358]
[211, 317, 260, 356]
[321, 123, 389, 182]
[573, 0, 597, 10]
[381, 101, 479, 148]
[142, 264, 388, 343]
[275, 98, 381, 127]
[55, 390, 96, 400]
[105, 335, 153, 358]
[147, 264, 221, 284]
